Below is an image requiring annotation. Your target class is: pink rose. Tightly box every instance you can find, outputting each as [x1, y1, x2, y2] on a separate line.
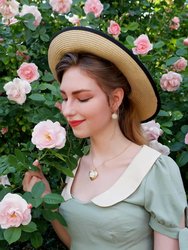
[149, 140, 170, 155]
[160, 71, 182, 92]
[31, 120, 66, 150]
[171, 16, 180, 24]
[3, 78, 32, 105]
[2, 16, 18, 25]
[49, 0, 72, 14]
[1, 127, 8, 135]
[107, 20, 121, 39]
[132, 34, 153, 55]
[0, 193, 32, 229]
[83, 0, 103, 18]
[169, 23, 180, 30]
[169, 16, 180, 30]
[185, 133, 188, 144]
[183, 38, 188, 46]
[67, 14, 80, 25]
[20, 5, 42, 27]
[17, 62, 40, 83]
[0, 175, 10, 186]
[0, 0, 19, 19]
[173, 57, 187, 72]
[141, 120, 163, 141]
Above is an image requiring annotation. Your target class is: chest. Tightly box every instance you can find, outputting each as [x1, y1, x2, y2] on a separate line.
[71, 162, 129, 202]
[59, 198, 153, 248]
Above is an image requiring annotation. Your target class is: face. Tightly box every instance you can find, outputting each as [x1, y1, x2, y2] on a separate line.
[60, 66, 113, 138]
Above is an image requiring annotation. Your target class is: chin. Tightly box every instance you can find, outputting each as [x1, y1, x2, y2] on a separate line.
[73, 131, 89, 139]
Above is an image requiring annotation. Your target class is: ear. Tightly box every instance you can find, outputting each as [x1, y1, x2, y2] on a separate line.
[110, 88, 124, 112]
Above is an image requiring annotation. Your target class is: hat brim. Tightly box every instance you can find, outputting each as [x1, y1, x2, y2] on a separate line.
[48, 26, 160, 122]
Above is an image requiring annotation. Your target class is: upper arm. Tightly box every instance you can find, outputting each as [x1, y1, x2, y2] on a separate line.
[154, 231, 179, 250]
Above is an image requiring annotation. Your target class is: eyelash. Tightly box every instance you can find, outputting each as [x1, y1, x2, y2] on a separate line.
[62, 98, 91, 103]
[79, 98, 91, 102]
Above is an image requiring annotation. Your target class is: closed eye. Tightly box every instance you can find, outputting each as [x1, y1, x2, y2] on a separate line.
[79, 97, 92, 102]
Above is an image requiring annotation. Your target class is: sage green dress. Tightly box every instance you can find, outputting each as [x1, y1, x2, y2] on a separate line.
[59, 145, 188, 250]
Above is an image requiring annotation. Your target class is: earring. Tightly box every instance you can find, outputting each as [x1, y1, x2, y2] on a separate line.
[112, 113, 118, 119]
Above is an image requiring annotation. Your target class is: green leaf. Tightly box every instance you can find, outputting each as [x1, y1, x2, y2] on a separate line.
[7, 155, 18, 166]
[177, 151, 188, 167]
[158, 110, 170, 117]
[42, 210, 67, 226]
[41, 73, 54, 82]
[161, 121, 173, 127]
[181, 125, 188, 133]
[40, 34, 50, 42]
[31, 197, 43, 208]
[14, 149, 26, 164]
[172, 111, 183, 121]
[30, 231, 43, 248]
[165, 56, 179, 66]
[127, 22, 139, 31]
[126, 35, 134, 46]
[61, 167, 74, 177]
[162, 127, 172, 135]
[43, 193, 64, 204]
[170, 142, 184, 152]
[31, 181, 45, 198]
[29, 94, 46, 101]
[4, 227, 21, 244]
[21, 222, 37, 233]
[153, 41, 165, 49]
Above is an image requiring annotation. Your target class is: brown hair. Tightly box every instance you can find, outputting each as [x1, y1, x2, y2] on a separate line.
[56, 52, 147, 145]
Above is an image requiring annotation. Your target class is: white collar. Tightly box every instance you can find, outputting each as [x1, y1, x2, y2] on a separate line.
[62, 145, 161, 207]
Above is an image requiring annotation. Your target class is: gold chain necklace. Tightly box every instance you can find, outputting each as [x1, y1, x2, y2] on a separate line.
[89, 142, 131, 181]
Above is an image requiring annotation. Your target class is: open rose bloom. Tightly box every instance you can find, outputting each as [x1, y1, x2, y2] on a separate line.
[141, 120, 163, 141]
[17, 62, 40, 83]
[31, 120, 66, 150]
[172, 57, 187, 72]
[83, 0, 103, 18]
[0, 0, 19, 20]
[49, 0, 72, 14]
[107, 20, 121, 39]
[3, 77, 32, 105]
[19, 4, 42, 27]
[0, 193, 32, 229]
[169, 16, 180, 30]
[160, 71, 182, 92]
[132, 34, 153, 55]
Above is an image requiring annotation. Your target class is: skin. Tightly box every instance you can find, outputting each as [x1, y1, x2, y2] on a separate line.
[23, 66, 182, 250]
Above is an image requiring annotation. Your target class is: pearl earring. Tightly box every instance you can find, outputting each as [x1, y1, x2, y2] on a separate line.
[112, 113, 118, 119]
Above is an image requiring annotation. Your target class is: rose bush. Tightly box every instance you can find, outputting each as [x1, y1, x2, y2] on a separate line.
[0, 0, 187, 249]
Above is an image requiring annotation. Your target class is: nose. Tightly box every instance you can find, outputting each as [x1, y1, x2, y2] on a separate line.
[61, 100, 76, 118]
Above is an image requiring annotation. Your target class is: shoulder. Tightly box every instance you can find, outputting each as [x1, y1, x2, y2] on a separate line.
[145, 153, 186, 197]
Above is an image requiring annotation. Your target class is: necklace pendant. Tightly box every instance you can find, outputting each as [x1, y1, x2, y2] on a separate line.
[89, 169, 98, 181]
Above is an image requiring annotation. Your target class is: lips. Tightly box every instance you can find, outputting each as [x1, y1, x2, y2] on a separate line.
[68, 120, 85, 127]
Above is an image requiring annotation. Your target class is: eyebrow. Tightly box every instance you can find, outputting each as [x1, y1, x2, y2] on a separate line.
[60, 89, 93, 95]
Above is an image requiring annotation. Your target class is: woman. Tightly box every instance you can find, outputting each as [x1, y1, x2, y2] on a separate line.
[23, 27, 188, 250]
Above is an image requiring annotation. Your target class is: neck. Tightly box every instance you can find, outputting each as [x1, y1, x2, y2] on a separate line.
[89, 122, 131, 160]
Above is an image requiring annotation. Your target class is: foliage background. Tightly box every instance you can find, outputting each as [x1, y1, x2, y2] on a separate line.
[0, 0, 188, 249]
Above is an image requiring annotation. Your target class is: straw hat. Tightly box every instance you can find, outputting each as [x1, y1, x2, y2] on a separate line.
[48, 26, 160, 122]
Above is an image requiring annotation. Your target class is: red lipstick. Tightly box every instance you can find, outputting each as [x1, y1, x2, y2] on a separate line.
[69, 120, 85, 127]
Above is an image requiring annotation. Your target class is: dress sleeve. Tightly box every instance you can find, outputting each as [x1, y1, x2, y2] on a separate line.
[144, 155, 188, 249]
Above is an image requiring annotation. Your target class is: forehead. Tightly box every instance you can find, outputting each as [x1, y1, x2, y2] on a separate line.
[60, 66, 101, 93]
